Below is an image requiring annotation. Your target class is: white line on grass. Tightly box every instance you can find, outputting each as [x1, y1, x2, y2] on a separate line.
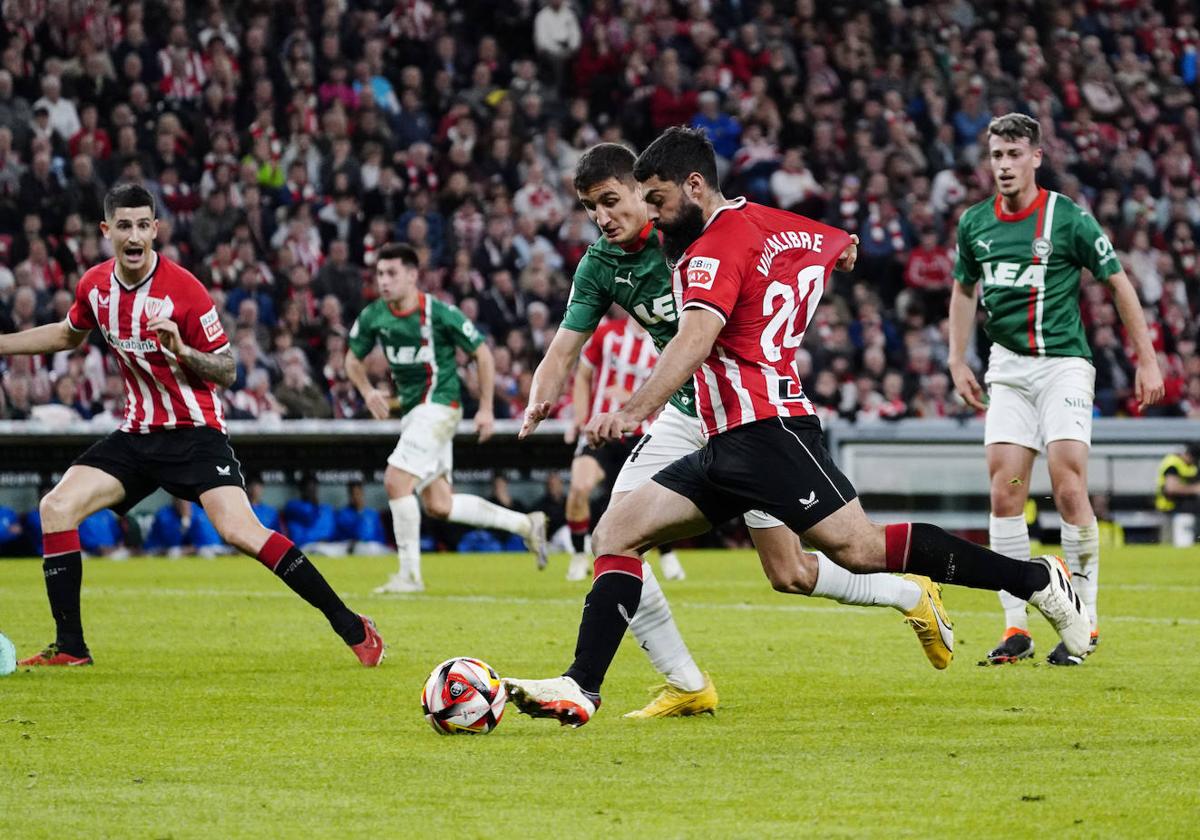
[81, 587, 1200, 626]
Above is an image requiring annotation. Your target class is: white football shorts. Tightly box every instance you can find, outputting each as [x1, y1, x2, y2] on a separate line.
[612, 403, 782, 529]
[388, 402, 462, 489]
[984, 344, 1096, 451]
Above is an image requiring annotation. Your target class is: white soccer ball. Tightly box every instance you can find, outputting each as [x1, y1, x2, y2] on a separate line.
[421, 657, 507, 735]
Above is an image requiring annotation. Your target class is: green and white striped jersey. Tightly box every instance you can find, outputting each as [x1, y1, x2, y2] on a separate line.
[348, 293, 484, 417]
[953, 188, 1120, 359]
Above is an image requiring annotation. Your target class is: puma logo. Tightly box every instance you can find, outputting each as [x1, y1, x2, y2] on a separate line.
[975, 239, 993, 254]
[614, 272, 635, 287]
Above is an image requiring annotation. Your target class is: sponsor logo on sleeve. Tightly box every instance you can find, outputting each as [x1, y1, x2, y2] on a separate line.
[686, 256, 720, 290]
[200, 307, 225, 342]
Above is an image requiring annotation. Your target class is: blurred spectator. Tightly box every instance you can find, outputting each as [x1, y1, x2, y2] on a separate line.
[144, 498, 224, 558]
[336, 481, 389, 555]
[283, 476, 343, 555]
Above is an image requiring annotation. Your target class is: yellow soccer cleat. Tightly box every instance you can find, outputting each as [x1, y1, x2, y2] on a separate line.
[902, 574, 954, 670]
[623, 674, 718, 719]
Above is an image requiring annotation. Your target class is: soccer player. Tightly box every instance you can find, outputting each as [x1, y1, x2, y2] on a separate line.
[2, 184, 383, 667]
[345, 243, 548, 594]
[565, 315, 685, 583]
[516, 141, 964, 720]
[505, 128, 1091, 726]
[948, 114, 1164, 666]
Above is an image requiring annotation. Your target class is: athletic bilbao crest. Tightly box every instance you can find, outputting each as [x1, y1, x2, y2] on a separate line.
[144, 297, 175, 320]
[686, 256, 720, 290]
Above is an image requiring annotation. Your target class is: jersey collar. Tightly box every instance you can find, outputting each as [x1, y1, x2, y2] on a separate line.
[389, 292, 423, 318]
[702, 196, 747, 232]
[110, 251, 160, 291]
[618, 221, 656, 253]
[993, 187, 1047, 223]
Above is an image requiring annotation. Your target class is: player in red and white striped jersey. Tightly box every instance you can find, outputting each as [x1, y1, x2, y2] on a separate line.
[564, 316, 686, 582]
[0, 184, 382, 669]
[503, 128, 1091, 726]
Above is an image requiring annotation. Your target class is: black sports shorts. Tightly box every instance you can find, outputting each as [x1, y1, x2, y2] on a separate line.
[574, 435, 639, 482]
[652, 415, 857, 534]
[74, 427, 247, 514]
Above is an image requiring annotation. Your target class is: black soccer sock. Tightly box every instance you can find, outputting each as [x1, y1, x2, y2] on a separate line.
[568, 517, 589, 554]
[257, 533, 364, 645]
[562, 554, 643, 695]
[889, 523, 1050, 600]
[43, 530, 87, 656]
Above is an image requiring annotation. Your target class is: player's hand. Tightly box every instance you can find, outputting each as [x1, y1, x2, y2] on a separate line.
[1135, 358, 1165, 409]
[519, 400, 552, 439]
[364, 388, 391, 420]
[949, 360, 987, 411]
[585, 410, 638, 447]
[835, 234, 859, 272]
[475, 407, 495, 442]
[147, 316, 183, 356]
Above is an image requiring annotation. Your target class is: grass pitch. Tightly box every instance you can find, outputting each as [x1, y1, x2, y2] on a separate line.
[2, 546, 1198, 838]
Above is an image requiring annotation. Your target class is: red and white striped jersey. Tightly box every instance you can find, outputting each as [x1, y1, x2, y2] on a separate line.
[580, 318, 659, 436]
[676, 198, 852, 437]
[67, 253, 231, 434]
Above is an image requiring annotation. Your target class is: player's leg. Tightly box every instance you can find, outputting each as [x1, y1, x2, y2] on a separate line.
[422, 475, 547, 567]
[1046, 439, 1099, 664]
[19, 465, 126, 665]
[752, 416, 1089, 657]
[200, 485, 383, 666]
[379, 464, 423, 593]
[565, 453, 604, 580]
[749, 516, 948, 668]
[655, 540, 686, 581]
[986, 442, 1038, 663]
[504, 475, 713, 726]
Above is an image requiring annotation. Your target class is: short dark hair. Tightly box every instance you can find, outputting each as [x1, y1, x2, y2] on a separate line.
[104, 183, 156, 219]
[987, 113, 1041, 147]
[633, 126, 719, 188]
[573, 143, 636, 193]
[377, 242, 419, 268]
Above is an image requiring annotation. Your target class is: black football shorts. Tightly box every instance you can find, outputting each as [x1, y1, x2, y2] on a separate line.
[74, 427, 247, 514]
[651, 415, 857, 534]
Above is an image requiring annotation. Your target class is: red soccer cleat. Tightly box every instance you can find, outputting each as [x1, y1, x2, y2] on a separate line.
[19, 643, 93, 667]
[349, 615, 385, 667]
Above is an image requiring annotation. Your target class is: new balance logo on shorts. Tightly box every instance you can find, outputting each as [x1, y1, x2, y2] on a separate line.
[216, 465, 231, 476]
[799, 491, 818, 509]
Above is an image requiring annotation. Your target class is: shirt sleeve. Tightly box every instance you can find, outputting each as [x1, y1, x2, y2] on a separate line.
[347, 306, 378, 359]
[952, 215, 982, 287]
[178, 275, 229, 352]
[561, 255, 613, 333]
[66, 279, 97, 331]
[437, 301, 485, 353]
[1071, 210, 1121, 282]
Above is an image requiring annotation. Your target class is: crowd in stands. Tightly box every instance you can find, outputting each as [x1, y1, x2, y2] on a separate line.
[1, 0, 1199, 429]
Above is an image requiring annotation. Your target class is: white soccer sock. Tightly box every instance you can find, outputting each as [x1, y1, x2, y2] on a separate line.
[389, 495, 421, 580]
[1061, 518, 1099, 633]
[627, 561, 706, 692]
[448, 494, 531, 538]
[990, 514, 1031, 632]
[810, 552, 922, 612]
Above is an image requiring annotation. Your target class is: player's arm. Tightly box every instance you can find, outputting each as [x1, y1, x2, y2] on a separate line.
[586, 309, 722, 445]
[471, 342, 495, 442]
[344, 349, 389, 420]
[571, 356, 595, 443]
[147, 316, 236, 387]
[947, 280, 985, 410]
[1163, 473, 1200, 496]
[520, 326, 592, 439]
[0, 320, 88, 356]
[1106, 269, 1165, 409]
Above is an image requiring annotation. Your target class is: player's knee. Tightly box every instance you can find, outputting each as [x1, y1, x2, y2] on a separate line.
[766, 560, 816, 595]
[590, 515, 627, 557]
[990, 482, 1026, 518]
[423, 496, 452, 520]
[39, 489, 81, 529]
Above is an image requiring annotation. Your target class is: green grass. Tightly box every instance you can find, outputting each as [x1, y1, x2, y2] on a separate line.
[2, 546, 1198, 838]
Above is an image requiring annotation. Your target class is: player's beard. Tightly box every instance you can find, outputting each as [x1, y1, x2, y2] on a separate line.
[657, 199, 707, 263]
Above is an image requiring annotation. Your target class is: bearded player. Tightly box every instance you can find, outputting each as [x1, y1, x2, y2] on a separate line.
[345, 243, 548, 594]
[3, 184, 383, 667]
[515, 141, 966, 720]
[949, 113, 1164, 666]
[505, 128, 1093, 726]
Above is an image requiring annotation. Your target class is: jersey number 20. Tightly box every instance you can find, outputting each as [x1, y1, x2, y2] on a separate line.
[760, 265, 825, 363]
